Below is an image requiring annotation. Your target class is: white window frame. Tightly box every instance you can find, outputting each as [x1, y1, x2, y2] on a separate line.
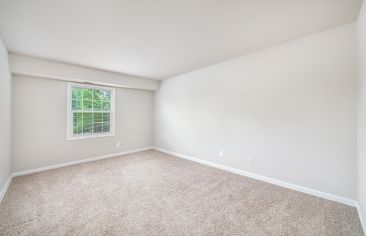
[67, 82, 115, 140]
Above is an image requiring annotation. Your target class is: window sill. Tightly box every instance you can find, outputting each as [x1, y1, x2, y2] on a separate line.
[67, 132, 115, 141]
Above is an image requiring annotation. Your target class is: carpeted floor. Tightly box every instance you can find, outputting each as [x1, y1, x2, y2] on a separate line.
[0, 150, 363, 235]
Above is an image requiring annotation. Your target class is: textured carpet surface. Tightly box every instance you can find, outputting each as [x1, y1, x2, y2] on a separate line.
[0, 150, 363, 235]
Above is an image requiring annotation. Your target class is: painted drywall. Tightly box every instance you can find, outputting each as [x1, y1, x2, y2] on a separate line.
[9, 54, 160, 91]
[357, 0, 366, 227]
[12, 76, 154, 172]
[0, 38, 11, 190]
[154, 23, 357, 200]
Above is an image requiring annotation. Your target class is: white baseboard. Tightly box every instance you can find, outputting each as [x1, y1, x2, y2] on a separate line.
[12, 147, 153, 177]
[357, 204, 366, 234]
[0, 175, 12, 203]
[154, 147, 358, 207]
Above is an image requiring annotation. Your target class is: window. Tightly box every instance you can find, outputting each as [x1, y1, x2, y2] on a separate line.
[67, 83, 115, 140]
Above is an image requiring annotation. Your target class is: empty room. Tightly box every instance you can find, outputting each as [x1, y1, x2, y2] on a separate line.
[1, 0, 366, 235]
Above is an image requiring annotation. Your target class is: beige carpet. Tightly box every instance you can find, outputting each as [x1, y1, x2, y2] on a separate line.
[0, 150, 363, 235]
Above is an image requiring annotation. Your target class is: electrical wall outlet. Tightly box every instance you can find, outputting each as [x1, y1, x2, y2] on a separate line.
[219, 149, 224, 157]
[116, 141, 120, 148]
[249, 156, 255, 164]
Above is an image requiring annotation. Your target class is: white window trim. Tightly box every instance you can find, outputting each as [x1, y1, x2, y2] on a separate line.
[67, 82, 116, 141]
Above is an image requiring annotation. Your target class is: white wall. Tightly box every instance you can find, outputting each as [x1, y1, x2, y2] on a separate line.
[9, 54, 160, 91]
[154, 23, 357, 200]
[12, 76, 154, 172]
[357, 0, 366, 227]
[0, 38, 11, 190]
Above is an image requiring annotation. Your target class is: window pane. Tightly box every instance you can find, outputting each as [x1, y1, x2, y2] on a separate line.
[73, 112, 83, 134]
[83, 88, 93, 100]
[83, 112, 92, 133]
[93, 113, 102, 123]
[93, 122, 102, 133]
[101, 90, 111, 100]
[102, 122, 110, 133]
[93, 100, 102, 111]
[83, 100, 92, 110]
[72, 99, 82, 110]
[69, 85, 113, 138]
[73, 125, 83, 135]
[93, 90, 102, 101]
[102, 101, 110, 111]
[72, 87, 82, 99]
[102, 113, 110, 123]
[73, 112, 82, 124]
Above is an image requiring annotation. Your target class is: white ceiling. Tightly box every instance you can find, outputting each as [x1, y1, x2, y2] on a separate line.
[0, 0, 363, 80]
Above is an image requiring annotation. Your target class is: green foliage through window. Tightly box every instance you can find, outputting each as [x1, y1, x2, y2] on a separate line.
[71, 86, 112, 136]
